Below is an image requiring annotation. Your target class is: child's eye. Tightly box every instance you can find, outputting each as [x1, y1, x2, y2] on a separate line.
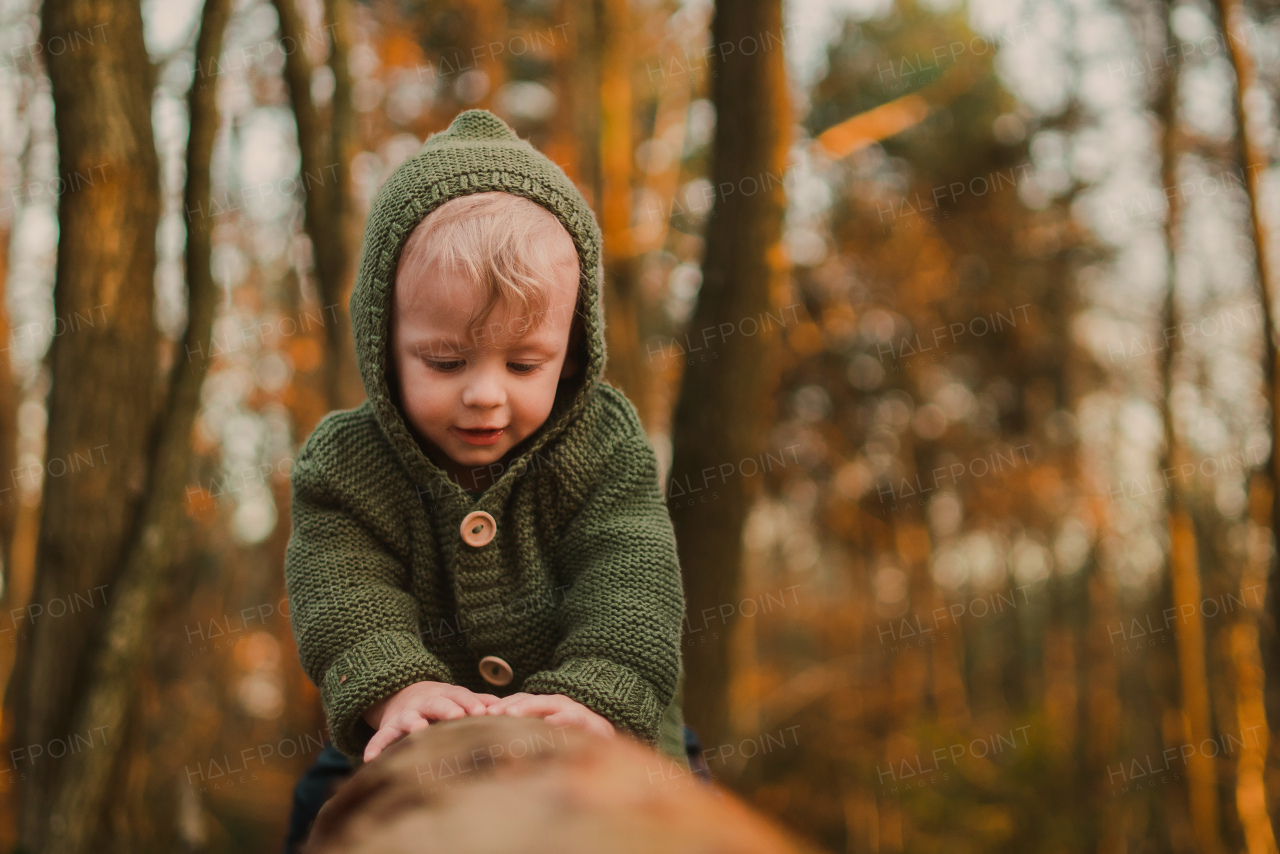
[426, 359, 465, 372]
[508, 362, 540, 374]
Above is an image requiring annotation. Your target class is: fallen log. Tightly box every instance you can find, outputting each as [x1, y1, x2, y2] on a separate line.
[303, 715, 823, 853]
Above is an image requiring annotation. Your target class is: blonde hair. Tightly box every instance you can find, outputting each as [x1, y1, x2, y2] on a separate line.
[395, 191, 581, 342]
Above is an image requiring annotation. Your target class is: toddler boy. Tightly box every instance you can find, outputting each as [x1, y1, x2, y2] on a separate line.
[283, 109, 690, 770]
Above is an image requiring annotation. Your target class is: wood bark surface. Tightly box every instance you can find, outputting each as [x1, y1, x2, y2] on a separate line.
[303, 715, 823, 854]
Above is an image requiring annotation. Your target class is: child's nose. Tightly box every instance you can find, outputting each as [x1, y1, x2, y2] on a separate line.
[461, 366, 506, 408]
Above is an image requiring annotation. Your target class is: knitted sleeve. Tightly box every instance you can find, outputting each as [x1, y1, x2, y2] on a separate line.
[520, 430, 685, 745]
[284, 431, 454, 760]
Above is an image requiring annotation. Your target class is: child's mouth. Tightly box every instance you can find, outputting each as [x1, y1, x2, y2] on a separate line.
[451, 426, 505, 446]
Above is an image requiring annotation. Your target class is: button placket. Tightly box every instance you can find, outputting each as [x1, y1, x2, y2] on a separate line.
[453, 501, 509, 682]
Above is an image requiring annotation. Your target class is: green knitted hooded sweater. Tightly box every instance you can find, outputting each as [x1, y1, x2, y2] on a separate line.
[284, 109, 689, 766]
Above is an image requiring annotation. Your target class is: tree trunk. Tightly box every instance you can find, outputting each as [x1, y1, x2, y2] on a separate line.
[1208, 0, 1280, 841]
[562, 0, 600, 209]
[595, 0, 646, 420]
[0, 223, 20, 599]
[272, 0, 362, 409]
[0, 218, 24, 850]
[0, 217, 23, 702]
[12, 0, 162, 846]
[633, 74, 693, 259]
[14, 0, 232, 848]
[1168, 511, 1226, 854]
[1232, 612, 1279, 854]
[1151, 7, 1225, 848]
[1209, 0, 1280, 740]
[1082, 543, 1126, 847]
[324, 0, 361, 409]
[668, 0, 790, 748]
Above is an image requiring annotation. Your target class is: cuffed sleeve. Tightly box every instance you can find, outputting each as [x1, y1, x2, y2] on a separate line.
[285, 437, 453, 759]
[521, 430, 685, 744]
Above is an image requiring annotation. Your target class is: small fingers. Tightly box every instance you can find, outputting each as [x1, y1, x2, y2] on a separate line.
[484, 692, 535, 715]
[364, 721, 408, 763]
[425, 698, 468, 721]
[544, 709, 615, 739]
[541, 709, 586, 730]
[366, 698, 473, 762]
[445, 688, 495, 716]
[491, 696, 556, 717]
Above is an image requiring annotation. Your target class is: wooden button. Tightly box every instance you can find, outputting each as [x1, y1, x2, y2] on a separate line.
[478, 655, 513, 686]
[460, 510, 496, 547]
[339, 674, 348, 684]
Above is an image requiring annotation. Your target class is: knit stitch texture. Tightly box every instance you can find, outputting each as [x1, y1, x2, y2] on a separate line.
[284, 109, 688, 766]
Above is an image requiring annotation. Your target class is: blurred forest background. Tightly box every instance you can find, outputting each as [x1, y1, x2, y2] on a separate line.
[4, 0, 1280, 850]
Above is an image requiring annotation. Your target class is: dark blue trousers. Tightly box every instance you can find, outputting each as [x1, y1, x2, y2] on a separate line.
[283, 724, 713, 852]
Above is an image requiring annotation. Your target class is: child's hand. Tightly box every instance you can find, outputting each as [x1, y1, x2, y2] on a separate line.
[362, 681, 500, 762]
[484, 692, 616, 740]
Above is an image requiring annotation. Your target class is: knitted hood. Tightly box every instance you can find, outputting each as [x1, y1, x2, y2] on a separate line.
[348, 109, 606, 500]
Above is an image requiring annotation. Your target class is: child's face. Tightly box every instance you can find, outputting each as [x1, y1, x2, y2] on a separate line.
[390, 256, 580, 486]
